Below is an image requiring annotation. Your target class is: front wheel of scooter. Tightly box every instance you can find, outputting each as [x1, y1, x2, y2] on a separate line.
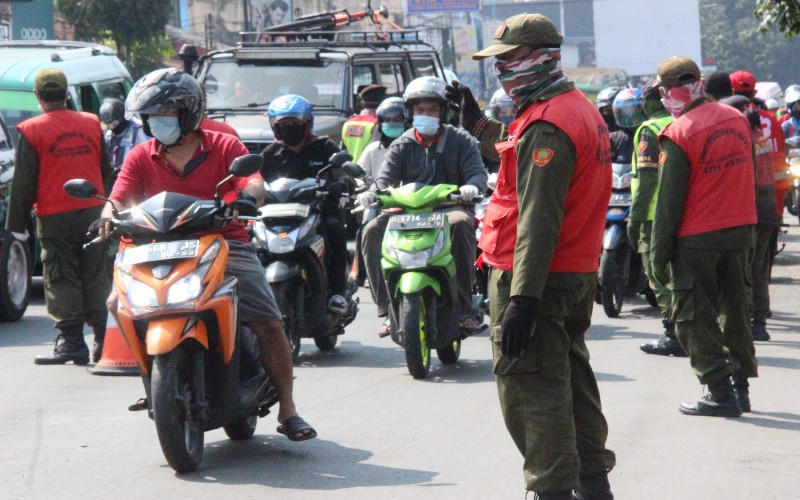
[152, 348, 204, 473]
[437, 339, 461, 364]
[401, 293, 431, 379]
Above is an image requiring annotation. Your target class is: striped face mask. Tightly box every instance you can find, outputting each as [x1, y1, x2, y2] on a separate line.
[659, 80, 705, 118]
[494, 47, 564, 103]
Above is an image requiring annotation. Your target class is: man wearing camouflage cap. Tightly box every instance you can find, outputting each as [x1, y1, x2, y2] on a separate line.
[652, 56, 758, 417]
[6, 68, 112, 365]
[447, 13, 615, 500]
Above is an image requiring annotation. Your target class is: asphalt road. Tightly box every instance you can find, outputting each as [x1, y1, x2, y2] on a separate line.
[2, 220, 799, 500]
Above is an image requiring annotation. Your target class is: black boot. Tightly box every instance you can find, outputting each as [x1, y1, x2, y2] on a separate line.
[34, 326, 90, 365]
[732, 376, 751, 413]
[679, 377, 742, 417]
[92, 321, 106, 363]
[751, 311, 770, 341]
[640, 321, 686, 357]
[573, 473, 614, 499]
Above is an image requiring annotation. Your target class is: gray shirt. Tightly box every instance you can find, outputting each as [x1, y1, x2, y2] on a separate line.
[375, 124, 487, 192]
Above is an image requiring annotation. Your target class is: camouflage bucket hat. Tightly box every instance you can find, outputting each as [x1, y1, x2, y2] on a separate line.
[472, 14, 563, 60]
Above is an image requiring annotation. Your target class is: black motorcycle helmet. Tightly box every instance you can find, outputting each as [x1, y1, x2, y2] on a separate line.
[125, 68, 205, 138]
[376, 97, 406, 127]
[99, 98, 127, 132]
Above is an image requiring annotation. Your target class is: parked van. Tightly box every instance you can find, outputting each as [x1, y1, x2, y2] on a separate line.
[0, 40, 133, 145]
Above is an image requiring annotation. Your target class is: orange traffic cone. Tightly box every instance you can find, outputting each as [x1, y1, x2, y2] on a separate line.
[89, 311, 140, 376]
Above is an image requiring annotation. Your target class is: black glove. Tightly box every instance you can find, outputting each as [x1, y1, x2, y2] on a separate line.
[500, 295, 539, 358]
[88, 217, 111, 235]
[444, 81, 482, 133]
[229, 191, 258, 217]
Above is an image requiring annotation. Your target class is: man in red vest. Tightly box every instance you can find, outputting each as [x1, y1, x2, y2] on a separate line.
[652, 57, 757, 418]
[6, 68, 112, 365]
[448, 14, 615, 500]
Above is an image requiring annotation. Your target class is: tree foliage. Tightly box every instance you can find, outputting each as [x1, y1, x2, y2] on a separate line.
[56, 0, 174, 78]
[701, 0, 800, 88]
[754, 0, 800, 39]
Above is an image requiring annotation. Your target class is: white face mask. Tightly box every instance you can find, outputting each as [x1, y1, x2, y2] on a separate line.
[148, 116, 182, 146]
[412, 114, 440, 136]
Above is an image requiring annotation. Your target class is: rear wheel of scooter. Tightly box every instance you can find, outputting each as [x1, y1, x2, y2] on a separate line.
[437, 339, 461, 364]
[402, 293, 431, 379]
[314, 334, 338, 351]
[272, 283, 301, 362]
[601, 250, 624, 318]
[152, 349, 204, 473]
[224, 415, 257, 441]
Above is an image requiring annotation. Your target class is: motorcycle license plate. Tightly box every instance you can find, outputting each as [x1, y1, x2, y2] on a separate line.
[388, 212, 445, 230]
[609, 193, 631, 206]
[122, 240, 200, 265]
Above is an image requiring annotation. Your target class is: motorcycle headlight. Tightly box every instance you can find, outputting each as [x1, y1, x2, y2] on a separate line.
[790, 164, 800, 177]
[430, 230, 445, 259]
[166, 264, 210, 304]
[253, 221, 268, 243]
[297, 214, 317, 241]
[613, 172, 633, 190]
[120, 272, 158, 308]
[267, 228, 298, 253]
[396, 249, 429, 269]
[385, 234, 398, 260]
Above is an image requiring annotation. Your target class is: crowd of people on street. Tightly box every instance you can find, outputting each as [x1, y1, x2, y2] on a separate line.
[6, 9, 797, 499]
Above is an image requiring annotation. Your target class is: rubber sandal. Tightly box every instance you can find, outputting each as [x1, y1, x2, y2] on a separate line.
[276, 415, 317, 442]
[378, 319, 391, 338]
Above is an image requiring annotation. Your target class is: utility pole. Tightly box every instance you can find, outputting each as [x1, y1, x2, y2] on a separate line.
[243, 0, 250, 31]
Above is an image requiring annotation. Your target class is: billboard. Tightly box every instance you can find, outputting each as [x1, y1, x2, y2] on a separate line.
[252, 0, 293, 31]
[407, 0, 481, 14]
[11, 0, 54, 41]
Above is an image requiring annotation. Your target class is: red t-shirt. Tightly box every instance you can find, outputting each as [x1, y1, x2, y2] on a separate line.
[201, 116, 240, 138]
[110, 129, 259, 242]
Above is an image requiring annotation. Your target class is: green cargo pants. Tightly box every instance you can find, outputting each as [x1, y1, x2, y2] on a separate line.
[671, 243, 757, 385]
[37, 207, 110, 330]
[749, 224, 774, 313]
[638, 220, 672, 319]
[490, 269, 616, 493]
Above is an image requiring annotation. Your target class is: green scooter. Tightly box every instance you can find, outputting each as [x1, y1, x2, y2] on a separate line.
[376, 183, 484, 379]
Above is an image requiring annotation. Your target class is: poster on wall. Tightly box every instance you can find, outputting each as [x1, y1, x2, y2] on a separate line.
[252, 0, 293, 31]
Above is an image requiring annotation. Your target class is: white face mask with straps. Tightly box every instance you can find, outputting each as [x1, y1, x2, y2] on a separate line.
[148, 116, 182, 146]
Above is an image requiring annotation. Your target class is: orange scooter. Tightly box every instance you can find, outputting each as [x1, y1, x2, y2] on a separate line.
[64, 155, 276, 473]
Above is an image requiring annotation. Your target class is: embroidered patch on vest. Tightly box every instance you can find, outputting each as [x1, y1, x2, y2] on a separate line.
[637, 141, 648, 154]
[658, 151, 667, 165]
[345, 125, 365, 137]
[533, 148, 554, 167]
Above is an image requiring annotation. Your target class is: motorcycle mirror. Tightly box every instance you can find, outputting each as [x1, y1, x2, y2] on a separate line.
[342, 161, 366, 178]
[786, 136, 800, 149]
[328, 151, 353, 169]
[229, 154, 263, 177]
[63, 179, 98, 200]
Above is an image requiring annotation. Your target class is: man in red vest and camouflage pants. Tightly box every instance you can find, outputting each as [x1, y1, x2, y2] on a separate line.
[652, 56, 758, 418]
[448, 13, 616, 500]
[6, 68, 112, 365]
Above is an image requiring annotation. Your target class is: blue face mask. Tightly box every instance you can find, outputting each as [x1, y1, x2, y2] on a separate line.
[148, 116, 182, 145]
[412, 115, 440, 136]
[381, 123, 404, 139]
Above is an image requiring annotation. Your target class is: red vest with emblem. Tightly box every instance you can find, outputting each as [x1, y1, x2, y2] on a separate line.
[660, 102, 756, 237]
[752, 127, 776, 188]
[479, 88, 612, 272]
[17, 109, 106, 217]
